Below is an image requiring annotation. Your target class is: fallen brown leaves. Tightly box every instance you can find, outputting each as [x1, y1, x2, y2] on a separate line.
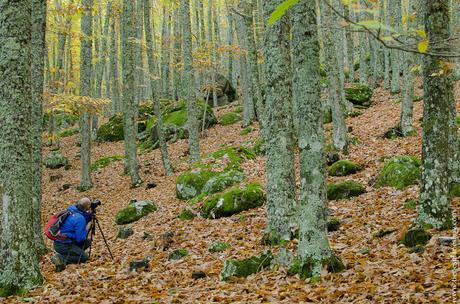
[4, 81, 459, 303]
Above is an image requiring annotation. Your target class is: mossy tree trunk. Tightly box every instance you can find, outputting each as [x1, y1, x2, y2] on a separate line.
[343, 4, 354, 81]
[417, 0, 454, 230]
[122, 0, 142, 187]
[262, 0, 297, 243]
[144, 0, 174, 176]
[110, 2, 121, 114]
[172, 9, 182, 100]
[181, 0, 200, 163]
[321, 0, 348, 153]
[292, 0, 335, 280]
[79, 0, 93, 191]
[161, 7, 171, 100]
[31, 0, 47, 254]
[0, 0, 43, 295]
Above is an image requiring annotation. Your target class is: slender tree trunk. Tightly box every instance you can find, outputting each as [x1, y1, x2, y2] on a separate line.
[383, 0, 391, 89]
[293, 0, 337, 280]
[225, 0, 234, 83]
[343, 4, 354, 81]
[122, 0, 142, 187]
[161, 7, 171, 100]
[358, 0, 369, 84]
[418, 0, 454, 230]
[172, 9, 182, 100]
[262, 0, 296, 243]
[31, 0, 47, 254]
[79, 0, 93, 191]
[0, 0, 43, 296]
[110, 4, 121, 114]
[321, 0, 348, 153]
[181, 0, 200, 163]
[144, 0, 174, 176]
[389, 0, 401, 94]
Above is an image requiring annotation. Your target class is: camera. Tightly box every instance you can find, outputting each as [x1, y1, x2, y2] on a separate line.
[91, 199, 102, 212]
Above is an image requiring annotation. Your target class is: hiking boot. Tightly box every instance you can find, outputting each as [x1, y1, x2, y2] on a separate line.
[51, 254, 66, 272]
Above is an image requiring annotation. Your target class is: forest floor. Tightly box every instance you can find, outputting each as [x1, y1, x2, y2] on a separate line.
[7, 80, 460, 303]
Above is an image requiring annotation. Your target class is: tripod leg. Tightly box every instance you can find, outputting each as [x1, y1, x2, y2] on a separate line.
[95, 217, 114, 260]
[88, 218, 96, 258]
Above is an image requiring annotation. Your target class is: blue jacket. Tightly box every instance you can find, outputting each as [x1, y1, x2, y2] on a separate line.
[56, 205, 92, 244]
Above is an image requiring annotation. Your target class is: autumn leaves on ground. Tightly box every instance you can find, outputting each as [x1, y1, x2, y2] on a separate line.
[10, 81, 453, 304]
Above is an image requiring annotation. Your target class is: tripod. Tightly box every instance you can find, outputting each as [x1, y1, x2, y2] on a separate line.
[88, 213, 114, 260]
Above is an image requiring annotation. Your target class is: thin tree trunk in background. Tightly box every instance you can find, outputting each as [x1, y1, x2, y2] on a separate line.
[122, 0, 142, 187]
[418, 0, 454, 230]
[321, 0, 348, 153]
[262, 0, 297, 243]
[181, 0, 200, 163]
[225, 0, 234, 84]
[79, 0, 93, 191]
[110, 3, 121, 114]
[358, 0, 369, 84]
[389, 0, 401, 94]
[293, 0, 336, 280]
[161, 7, 171, 100]
[144, 0, 174, 176]
[383, 0, 391, 89]
[0, 0, 43, 295]
[31, 0, 47, 254]
[343, 4, 354, 81]
[172, 8, 182, 100]
[135, 0, 144, 103]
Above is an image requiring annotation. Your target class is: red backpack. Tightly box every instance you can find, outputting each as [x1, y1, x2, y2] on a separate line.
[44, 210, 73, 241]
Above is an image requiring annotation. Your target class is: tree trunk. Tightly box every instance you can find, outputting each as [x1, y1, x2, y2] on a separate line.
[144, 0, 174, 176]
[293, 0, 336, 280]
[79, 0, 93, 191]
[31, 0, 47, 254]
[418, 0, 454, 230]
[161, 7, 171, 100]
[0, 0, 43, 295]
[181, 0, 200, 163]
[122, 0, 142, 187]
[110, 2, 121, 114]
[389, 0, 401, 94]
[262, 0, 296, 243]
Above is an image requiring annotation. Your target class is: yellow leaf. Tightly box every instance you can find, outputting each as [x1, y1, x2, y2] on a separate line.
[418, 40, 429, 53]
[416, 29, 427, 39]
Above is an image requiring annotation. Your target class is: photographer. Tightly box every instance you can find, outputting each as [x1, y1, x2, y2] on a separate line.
[51, 198, 94, 272]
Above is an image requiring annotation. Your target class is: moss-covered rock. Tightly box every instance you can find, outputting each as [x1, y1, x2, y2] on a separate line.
[449, 183, 460, 197]
[345, 83, 373, 107]
[241, 138, 266, 156]
[202, 169, 245, 194]
[209, 242, 230, 253]
[91, 155, 124, 172]
[240, 127, 253, 135]
[220, 112, 241, 126]
[375, 156, 421, 189]
[97, 114, 124, 142]
[286, 254, 345, 279]
[44, 151, 69, 169]
[401, 228, 431, 247]
[168, 248, 188, 260]
[178, 208, 196, 221]
[58, 127, 79, 138]
[327, 218, 341, 232]
[327, 180, 365, 200]
[115, 200, 157, 225]
[176, 169, 218, 200]
[202, 183, 265, 219]
[328, 160, 362, 176]
[117, 227, 134, 239]
[220, 251, 273, 281]
[403, 199, 417, 210]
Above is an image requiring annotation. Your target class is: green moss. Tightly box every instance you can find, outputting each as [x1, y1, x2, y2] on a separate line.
[449, 183, 460, 197]
[375, 156, 421, 190]
[57, 127, 79, 138]
[234, 106, 243, 113]
[240, 127, 253, 135]
[404, 199, 417, 210]
[327, 218, 341, 232]
[168, 248, 189, 260]
[176, 169, 218, 200]
[91, 155, 124, 171]
[202, 183, 265, 219]
[220, 112, 241, 125]
[328, 160, 362, 176]
[44, 151, 69, 169]
[327, 180, 365, 200]
[178, 208, 196, 221]
[0, 285, 28, 297]
[220, 251, 273, 281]
[373, 228, 397, 238]
[412, 95, 423, 102]
[117, 227, 134, 239]
[97, 114, 124, 142]
[323, 108, 332, 124]
[163, 107, 188, 126]
[287, 258, 301, 276]
[401, 228, 431, 247]
[346, 111, 363, 118]
[115, 200, 157, 225]
[383, 125, 403, 139]
[345, 83, 373, 107]
[209, 242, 231, 253]
[289, 254, 345, 279]
[202, 170, 245, 194]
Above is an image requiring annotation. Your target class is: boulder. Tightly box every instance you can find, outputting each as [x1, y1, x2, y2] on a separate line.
[117, 227, 134, 239]
[168, 248, 188, 261]
[219, 112, 241, 126]
[327, 180, 365, 200]
[401, 228, 431, 247]
[115, 200, 157, 225]
[204, 74, 237, 107]
[202, 183, 265, 219]
[129, 257, 151, 272]
[44, 151, 69, 169]
[97, 114, 124, 142]
[220, 251, 273, 281]
[345, 83, 373, 108]
[202, 170, 245, 194]
[328, 160, 363, 176]
[176, 169, 218, 200]
[375, 156, 421, 189]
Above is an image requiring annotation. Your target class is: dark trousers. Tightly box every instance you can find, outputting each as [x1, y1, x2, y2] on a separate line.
[54, 239, 91, 264]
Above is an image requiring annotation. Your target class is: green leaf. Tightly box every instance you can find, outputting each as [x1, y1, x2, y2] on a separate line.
[268, 0, 299, 25]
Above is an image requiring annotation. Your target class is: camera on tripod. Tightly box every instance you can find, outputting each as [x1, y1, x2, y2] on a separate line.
[90, 199, 102, 212]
